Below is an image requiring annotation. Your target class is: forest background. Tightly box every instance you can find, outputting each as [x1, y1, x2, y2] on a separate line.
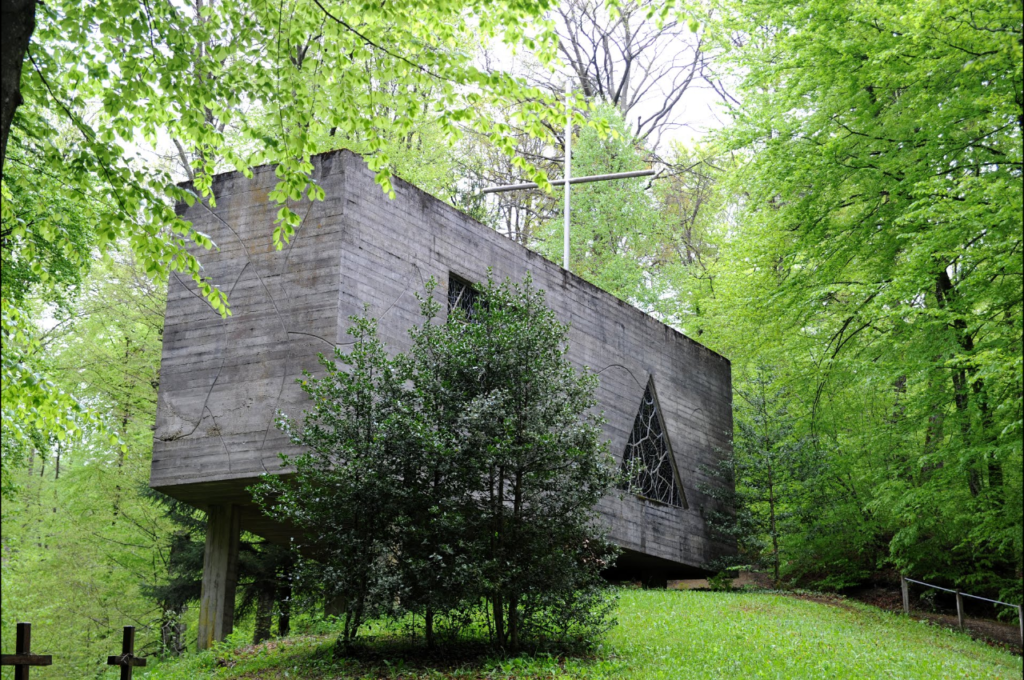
[1, 0, 1021, 675]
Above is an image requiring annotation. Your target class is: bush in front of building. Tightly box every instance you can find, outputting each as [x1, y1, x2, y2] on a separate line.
[253, 274, 619, 653]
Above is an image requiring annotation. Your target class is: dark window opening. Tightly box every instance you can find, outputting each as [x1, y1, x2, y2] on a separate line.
[620, 380, 687, 508]
[447, 273, 479, 319]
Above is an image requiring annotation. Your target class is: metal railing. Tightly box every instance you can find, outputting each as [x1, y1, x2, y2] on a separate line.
[901, 575, 1023, 645]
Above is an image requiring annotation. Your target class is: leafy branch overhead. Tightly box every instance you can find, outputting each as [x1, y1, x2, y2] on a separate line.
[0, 0, 581, 471]
[2, 0, 574, 316]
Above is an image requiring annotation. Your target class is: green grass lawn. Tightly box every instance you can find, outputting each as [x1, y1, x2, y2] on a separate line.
[139, 590, 1022, 680]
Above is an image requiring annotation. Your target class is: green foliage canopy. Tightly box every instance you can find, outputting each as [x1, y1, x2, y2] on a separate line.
[538, 105, 669, 310]
[0, 254, 176, 674]
[703, 0, 1022, 593]
[2, 0, 572, 490]
[11, 0, 567, 306]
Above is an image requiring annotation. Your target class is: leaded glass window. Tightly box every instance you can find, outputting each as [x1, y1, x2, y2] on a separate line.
[447, 274, 478, 319]
[620, 380, 686, 507]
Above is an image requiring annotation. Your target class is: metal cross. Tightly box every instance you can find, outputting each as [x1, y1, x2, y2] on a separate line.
[107, 626, 147, 680]
[482, 82, 656, 272]
[1, 623, 53, 680]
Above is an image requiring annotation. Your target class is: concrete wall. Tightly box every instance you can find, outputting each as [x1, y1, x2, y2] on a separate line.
[152, 150, 734, 577]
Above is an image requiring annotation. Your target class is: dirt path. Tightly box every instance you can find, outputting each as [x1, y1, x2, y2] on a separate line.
[668, 577, 1022, 655]
[904, 611, 1022, 653]
[839, 586, 1022, 655]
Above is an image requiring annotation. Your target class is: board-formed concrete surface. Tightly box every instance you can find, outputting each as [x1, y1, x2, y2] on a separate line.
[152, 150, 734, 580]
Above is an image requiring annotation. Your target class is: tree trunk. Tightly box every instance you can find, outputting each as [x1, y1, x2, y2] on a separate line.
[971, 373, 1003, 500]
[492, 594, 505, 648]
[508, 470, 522, 651]
[920, 402, 945, 481]
[278, 586, 291, 637]
[491, 465, 507, 647]
[767, 466, 780, 584]
[340, 590, 366, 647]
[0, 0, 36, 183]
[935, 270, 987, 497]
[508, 594, 519, 652]
[424, 607, 434, 650]
[161, 604, 187, 656]
[253, 589, 273, 644]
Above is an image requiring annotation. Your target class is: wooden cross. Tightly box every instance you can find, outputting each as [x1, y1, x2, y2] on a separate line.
[1, 622, 53, 680]
[107, 626, 147, 680]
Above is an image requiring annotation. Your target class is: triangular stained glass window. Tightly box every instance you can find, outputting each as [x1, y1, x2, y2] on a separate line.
[620, 380, 686, 508]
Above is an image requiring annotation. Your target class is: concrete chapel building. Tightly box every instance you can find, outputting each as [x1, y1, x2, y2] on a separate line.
[150, 150, 734, 649]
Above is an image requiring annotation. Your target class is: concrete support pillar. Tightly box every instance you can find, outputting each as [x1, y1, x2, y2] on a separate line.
[197, 504, 241, 651]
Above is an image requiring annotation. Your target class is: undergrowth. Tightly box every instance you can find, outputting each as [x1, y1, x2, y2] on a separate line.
[138, 589, 1023, 680]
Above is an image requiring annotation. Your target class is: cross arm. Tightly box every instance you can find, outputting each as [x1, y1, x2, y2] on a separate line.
[1, 654, 53, 666]
[107, 654, 147, 667]
[482, 169, 655, 194]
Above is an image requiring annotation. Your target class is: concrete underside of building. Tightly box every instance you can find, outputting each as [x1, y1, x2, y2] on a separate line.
[150, 150, 734, 647]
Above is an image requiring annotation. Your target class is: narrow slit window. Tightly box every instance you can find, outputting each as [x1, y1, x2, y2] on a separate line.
[620, 379, 686, 508]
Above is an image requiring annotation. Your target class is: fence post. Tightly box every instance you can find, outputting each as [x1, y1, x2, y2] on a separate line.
[955, 590, 964, 631]
[901, 576, 910, 615]
[1018, 605, 1022, 647]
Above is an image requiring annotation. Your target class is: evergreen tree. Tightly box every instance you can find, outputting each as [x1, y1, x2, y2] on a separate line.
[254, 275, 618, 652]
[700, 369, 820, 585]
[409, 275, 619, 650]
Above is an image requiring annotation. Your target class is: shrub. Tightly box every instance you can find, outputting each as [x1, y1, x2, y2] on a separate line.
[254, 274, 618, 652]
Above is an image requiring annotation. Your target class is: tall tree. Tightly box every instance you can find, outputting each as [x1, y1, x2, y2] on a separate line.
[0, 254, 176, 675]
[700, 369, 820, 585]
[553, 0, 713, 148]
[650, 140, 725, 333]
[471, 0, 721, 248]
[254, 315, 421, 648]
[459, 122, 562, 244]
[409, 276, 618, 651]
[1, 138, 101, 493]
[704, 0, 1022, 594]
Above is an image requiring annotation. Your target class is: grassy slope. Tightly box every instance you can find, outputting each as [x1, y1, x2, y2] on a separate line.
[140, 590, 1022, 680]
